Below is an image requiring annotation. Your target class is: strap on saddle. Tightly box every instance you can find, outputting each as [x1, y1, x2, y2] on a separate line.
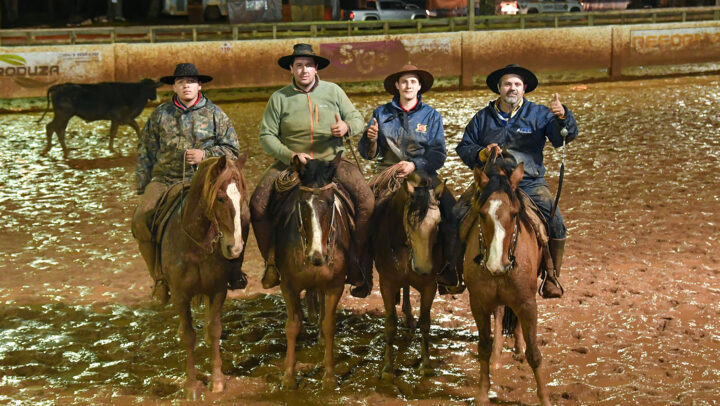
[150, 181, 191, 275]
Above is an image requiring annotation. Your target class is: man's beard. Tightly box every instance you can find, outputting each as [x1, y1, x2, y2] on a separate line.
[502, 93, 520, 105]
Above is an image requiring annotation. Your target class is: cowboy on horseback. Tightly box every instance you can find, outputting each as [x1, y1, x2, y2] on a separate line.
[358, 64, 463, 293]
[455, 64, 578, 298]
[250, 43, 375, 298]
[132, 63, 242, 304]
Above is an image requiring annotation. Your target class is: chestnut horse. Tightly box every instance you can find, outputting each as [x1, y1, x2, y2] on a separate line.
[463, 152, 551, 406]
[372, 171, 445, 379]
[272, 152, 352, 389]
[160, 154, 249, 399]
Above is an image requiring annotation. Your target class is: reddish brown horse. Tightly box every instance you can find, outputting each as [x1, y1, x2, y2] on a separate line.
[272, 152, 352, 389]
[372, 171, 445, 379]
[463, 152, 551, 405]
[159, 154, 249, 399]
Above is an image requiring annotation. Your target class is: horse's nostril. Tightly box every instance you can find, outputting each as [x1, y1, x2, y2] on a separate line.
[310, 252, 324, 266]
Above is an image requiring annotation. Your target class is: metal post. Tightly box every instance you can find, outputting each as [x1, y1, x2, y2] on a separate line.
[468, 0, 475, 31]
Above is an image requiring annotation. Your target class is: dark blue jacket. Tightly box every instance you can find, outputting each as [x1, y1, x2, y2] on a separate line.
[456, 99, 578, 179]
[359, 95, 446, 175]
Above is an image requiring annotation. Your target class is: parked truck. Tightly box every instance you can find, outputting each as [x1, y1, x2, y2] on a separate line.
[342, 0, 429, 20]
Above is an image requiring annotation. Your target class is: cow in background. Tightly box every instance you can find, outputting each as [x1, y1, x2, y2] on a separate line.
[37, 78, 160, 158]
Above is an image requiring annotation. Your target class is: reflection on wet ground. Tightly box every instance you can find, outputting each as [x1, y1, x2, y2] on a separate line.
[1, 74, 719, 404]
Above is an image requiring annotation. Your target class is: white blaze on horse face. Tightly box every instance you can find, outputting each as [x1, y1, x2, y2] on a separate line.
[226, 182, 244, 257]
[308, 195, 324, 260]
[408, 205, 441, 275]
[486, 199, 506, 273]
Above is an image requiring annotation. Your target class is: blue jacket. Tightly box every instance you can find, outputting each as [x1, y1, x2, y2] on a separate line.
[359, 95, 446, 175]
[456, 99, 578, 179]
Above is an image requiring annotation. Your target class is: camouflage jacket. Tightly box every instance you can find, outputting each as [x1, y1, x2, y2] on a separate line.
[136, 95, 239, 194]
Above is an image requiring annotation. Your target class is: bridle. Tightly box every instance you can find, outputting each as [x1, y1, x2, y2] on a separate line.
[390, 186, 440, 272]
[472, 192, 520, 273]
[295, 182, 339, 266]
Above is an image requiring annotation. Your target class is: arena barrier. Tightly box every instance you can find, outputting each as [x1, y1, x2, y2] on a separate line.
[1, 21, 719, 99]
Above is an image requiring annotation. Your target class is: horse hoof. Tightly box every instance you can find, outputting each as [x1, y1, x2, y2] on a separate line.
[39, 149, 49, 157]
[183, 381, 204, 401]
[210, 374, 225, 393]
[321, 374, 338, 390]
[474, 394, 491, 406]
[282, 375, 297, 390]
[381, 371, 394, 381]
[405, 318, 416, 330]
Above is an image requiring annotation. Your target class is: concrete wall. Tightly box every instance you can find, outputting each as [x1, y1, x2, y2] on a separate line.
[1, 21, 719, 99]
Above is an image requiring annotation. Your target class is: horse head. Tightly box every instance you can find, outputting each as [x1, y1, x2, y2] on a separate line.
[471, 153, 524, 276]
[193, 153, 249, 260]
[293, 152, 343, 267]
[400, 171, 443, 275]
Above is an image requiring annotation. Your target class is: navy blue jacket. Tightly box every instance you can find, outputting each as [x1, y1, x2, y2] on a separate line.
[359, 95, 446, 175]
[456, 99, 578, 179]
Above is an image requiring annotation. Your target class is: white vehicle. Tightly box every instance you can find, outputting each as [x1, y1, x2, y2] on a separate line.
[517, 0, 583, 13]
[163, 0, 228, 20]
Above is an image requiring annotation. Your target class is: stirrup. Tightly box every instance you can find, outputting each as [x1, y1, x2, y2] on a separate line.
[538, 270, 564, 299]
[261, 263, 280, 289]
[350, 282, 371, 298]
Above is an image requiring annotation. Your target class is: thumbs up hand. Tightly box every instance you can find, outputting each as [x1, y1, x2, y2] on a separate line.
[331, 112, 349, 138]
[366, 117, 379, 141]
[550, 93, 565, 119]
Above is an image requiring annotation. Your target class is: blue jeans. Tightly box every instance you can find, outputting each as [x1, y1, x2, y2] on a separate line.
[519, 177, 566, 239]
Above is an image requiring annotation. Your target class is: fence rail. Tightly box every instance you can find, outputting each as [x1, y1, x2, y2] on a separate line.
[1, 6, 719, 46]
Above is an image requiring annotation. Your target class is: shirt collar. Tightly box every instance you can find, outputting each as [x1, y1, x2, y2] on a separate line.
[173, 92, 203, 111]
[293, 74, 320, 93]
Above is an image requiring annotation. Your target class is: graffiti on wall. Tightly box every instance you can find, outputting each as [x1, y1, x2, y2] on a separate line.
[631, 26, 720, 55]
[0, 51, 102, 88]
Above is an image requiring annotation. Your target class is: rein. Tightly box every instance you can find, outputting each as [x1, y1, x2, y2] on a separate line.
[550, 125, 568, 219]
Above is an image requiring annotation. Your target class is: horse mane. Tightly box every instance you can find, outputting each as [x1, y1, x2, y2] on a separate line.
[475, 162, 532, 230]
[197, 156, 242, 219]
[405, 172, 433, 227]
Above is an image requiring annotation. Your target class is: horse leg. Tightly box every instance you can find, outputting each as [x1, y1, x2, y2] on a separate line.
[418, 281, 437, 376]
[469, 297, 492, 405]
[515, 302, 551, 406]
[513, 318, 527, 362]
[317, 292, 325, 346]
[491, 306, 505, 370]
[378, 278, 399, 380]
[206, 290, 228, 393]
[401, 285, 415, 329]
[320, 285, 343, 390]
[173, 295, 203, 400]
[108, 121, 119, 153]
[280, 283, 302, 389]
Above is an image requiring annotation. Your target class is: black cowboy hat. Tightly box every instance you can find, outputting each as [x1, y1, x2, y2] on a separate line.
[277, 43, 330, 71]
[383, 64, 434, 96]
[486, 64, 538, 94]
[159, 63, 213, 85]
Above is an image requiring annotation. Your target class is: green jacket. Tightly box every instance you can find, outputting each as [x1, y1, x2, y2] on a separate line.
[259, 78, 364, 165]
[136, 95, 239, 194]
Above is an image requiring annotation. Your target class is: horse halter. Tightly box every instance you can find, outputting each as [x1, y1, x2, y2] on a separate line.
[295, 182, 339, 266]
[472, 194, 520, 274]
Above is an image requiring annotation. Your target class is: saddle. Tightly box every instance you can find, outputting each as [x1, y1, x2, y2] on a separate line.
[150, 181, 192, 274]
[271, 168, 356, 231]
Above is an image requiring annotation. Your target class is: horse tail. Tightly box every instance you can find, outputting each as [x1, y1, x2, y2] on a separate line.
[502, 306, 518, 337]
[36, 85, 54, 124]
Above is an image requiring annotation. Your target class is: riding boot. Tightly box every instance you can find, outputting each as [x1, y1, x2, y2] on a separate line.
[227, 257, 248, 290]
[349, 241, 373, 298]
[540, 238, 565, 298]
[139, 240, 169, 304]
[438, 242, 466, 295]
[261, 243, 280, 289]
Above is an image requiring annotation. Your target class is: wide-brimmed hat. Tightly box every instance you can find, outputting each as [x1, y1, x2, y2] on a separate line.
[486, 64, 538, 94]
[383, 64, 434, 95]
[159, 63, 213, 85]
[277, 43, 330, 70]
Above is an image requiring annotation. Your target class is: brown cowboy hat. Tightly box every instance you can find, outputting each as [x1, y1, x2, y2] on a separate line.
[277, 43, 330, 71]
[383, 64, 434, 96]
[159, 63, 213, 85]
[486, 64, 538, 94]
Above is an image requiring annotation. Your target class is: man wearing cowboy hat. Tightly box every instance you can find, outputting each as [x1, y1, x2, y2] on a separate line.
[250, 43, 375, 298]
[358, 64, 463, 292]
[133, 63, 241, 303]
[456, 64, 578, 298]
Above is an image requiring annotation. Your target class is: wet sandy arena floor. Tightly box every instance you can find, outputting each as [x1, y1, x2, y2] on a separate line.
[0, 74, 719, 405]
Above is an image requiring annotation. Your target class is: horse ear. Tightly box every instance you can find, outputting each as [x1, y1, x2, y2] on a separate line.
[433, 179, 446, 197]
[510, 162, 524, 189]
[332, 151, 343, 167]
[291, 155, 304, 172]
[402, 177, 415, 194]
[474, 167, 490, 189]
[236, 152, 248, 169]
[216, 154, 227, 171]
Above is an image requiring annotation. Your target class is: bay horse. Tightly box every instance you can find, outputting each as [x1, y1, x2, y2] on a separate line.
[463, 151, 551, 405]
[273, 152, 352, 389]
[372, 171, 445, 379]
[159, 154, 249, 399]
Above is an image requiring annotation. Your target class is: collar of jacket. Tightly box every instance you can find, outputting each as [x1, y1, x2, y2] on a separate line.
[173, 92, 205, 112]
[493, 97, 524, 121]
[292, 74, 320, 93]
[386, 94, 424, 132]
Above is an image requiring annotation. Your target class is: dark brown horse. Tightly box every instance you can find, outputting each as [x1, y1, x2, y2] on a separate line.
[272, 152, 352, 389]
[159, 154, 249, 399]
[372, 171, 445, 379]
[463, 152, 551, 405]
